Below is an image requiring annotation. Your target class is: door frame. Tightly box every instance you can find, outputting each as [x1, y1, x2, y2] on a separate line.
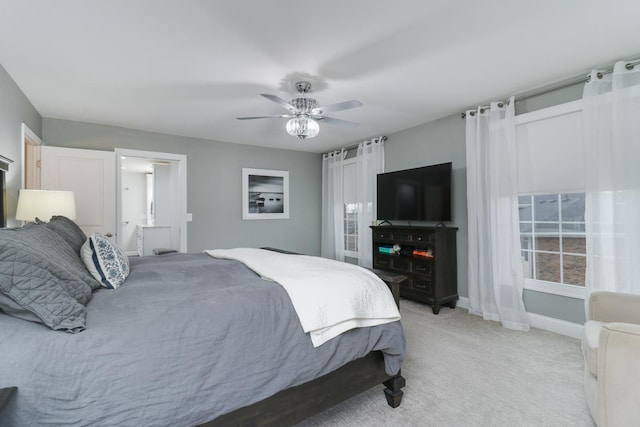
[21, 123, 43, 189]
[115, 149, 188, 253]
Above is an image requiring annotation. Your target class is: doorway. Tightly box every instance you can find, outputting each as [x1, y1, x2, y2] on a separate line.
[115, 149, 187, 255]
[21, 123, 43, 190]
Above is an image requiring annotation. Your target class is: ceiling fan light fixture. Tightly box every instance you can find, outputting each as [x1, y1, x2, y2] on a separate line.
[238, 80, 361, 141]
[286, 117, 319, 140]
[289, 97, 316, 113]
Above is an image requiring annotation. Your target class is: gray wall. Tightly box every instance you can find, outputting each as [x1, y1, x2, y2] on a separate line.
[383, 82, 587, 324]
[42, 118, 322, 255]
[0, 65, 43, 227]
[384, 115, 468, 297]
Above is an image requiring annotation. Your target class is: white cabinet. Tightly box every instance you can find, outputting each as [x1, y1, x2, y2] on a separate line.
[136, 225, 172, 256]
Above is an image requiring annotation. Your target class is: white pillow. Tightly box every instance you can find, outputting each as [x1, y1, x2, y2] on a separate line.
[81, 233, 130, 289]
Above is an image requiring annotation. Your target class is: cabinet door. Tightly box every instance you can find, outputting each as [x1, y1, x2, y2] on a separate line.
[41, 146, 115, 238]
[138, 226, 172, 256]
[412, 276, 435, 297]
[412, 260, 432, 276]
[373, 255, 392, 269]
[412, 230, 432, 243]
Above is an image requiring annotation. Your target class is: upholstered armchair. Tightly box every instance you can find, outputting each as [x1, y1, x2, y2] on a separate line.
[582, 291, 640, 427]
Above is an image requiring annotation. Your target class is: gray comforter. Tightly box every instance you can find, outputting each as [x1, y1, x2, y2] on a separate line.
[0, 253, 405, 426]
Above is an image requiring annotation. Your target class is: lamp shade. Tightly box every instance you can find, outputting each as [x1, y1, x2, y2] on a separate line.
[16, 190, 77, 222]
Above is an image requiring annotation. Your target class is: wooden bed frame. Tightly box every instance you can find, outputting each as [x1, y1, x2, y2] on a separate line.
[202, 351, 405, 427]
[200, 247, 406, 426]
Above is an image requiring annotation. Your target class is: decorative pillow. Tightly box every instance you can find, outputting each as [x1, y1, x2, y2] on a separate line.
[0, 224, 95, 332]
[46, 215, 87, 255]
[81, 233, 130, 289]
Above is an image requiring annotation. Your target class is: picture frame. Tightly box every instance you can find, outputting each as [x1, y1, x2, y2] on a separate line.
[242, 168, 289, 220]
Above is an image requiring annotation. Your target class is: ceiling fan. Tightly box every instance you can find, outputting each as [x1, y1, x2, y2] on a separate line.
[237, 81, 362, 140]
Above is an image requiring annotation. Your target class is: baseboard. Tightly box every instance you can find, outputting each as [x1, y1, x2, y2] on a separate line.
[457, 296, 470, 309]
[527, 312, 583, 339]
[455, 296, 583, 339]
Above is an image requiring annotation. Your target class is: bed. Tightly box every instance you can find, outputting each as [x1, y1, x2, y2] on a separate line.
[0, 218, 406, 426]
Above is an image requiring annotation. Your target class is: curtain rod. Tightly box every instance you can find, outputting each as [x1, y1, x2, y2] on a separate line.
[589, 58, 640, 81]
[340, 136, 387, 153]
[460, 58, 640, 119]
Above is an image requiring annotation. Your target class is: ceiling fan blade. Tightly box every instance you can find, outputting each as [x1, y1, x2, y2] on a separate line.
[312, 100, 362, 115]
[236, 115, 293, 120]
[260, 94, 297, 112]
[318, 116, 360, 128]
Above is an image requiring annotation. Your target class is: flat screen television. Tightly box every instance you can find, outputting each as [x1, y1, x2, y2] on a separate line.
[376, 162, 452, 222]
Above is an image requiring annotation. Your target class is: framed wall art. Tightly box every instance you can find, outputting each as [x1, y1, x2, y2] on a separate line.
[242, 168, 289, 220]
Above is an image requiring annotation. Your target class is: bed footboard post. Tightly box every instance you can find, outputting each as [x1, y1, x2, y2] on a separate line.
[382, 372, 405, 408]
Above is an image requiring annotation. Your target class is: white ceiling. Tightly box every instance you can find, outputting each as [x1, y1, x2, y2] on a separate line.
[1, 0, 639, 153]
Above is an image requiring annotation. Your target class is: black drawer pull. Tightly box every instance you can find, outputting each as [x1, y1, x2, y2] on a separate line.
[415, 282, 428, 289]
[415, 266, 428, 272]
[377, 259, 389, 266]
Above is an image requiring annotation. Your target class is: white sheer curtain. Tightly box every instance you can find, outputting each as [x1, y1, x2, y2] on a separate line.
[321, 149, 346, 261]
[466, 97, 530, 331]
[355, 137, 385, 268]
[583, 60, 640, 296]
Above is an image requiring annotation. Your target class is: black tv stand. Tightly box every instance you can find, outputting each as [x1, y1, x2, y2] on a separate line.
[371, 225, 458, 314]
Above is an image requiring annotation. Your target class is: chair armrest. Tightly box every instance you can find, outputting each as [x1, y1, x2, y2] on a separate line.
[596, 323, 640, 426]
[588, 291, 640, 324]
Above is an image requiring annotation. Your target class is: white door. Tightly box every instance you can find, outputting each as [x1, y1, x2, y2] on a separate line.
[40, 146, 116, 238]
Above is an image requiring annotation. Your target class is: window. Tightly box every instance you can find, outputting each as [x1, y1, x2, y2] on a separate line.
[515, 100, 586, 298]
[344, 202, 358, 256]
[519, 193, 586, 287]
[342, 159, 358, 258]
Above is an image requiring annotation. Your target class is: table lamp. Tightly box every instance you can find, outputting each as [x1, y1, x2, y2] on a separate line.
[15, 189, 77, 222]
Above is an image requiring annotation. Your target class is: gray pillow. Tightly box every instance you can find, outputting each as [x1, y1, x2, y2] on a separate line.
[0, 294, 43, 324]
[0, 224, 98, 332]
[46, 215, 87, 255]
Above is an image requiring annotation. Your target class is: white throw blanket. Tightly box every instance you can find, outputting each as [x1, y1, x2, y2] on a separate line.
[205, 248, 401, 347]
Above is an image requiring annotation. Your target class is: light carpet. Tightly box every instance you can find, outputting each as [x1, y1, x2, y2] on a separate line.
[296, 299, 594, 427]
